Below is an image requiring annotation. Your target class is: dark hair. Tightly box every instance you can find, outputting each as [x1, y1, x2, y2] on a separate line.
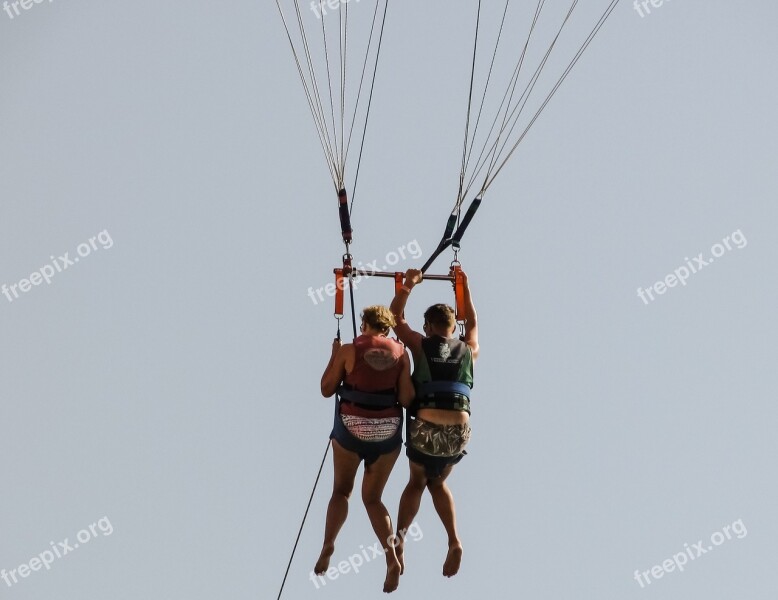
[424, 304, 456, 330]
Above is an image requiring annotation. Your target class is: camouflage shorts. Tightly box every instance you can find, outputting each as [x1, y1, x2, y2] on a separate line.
[408, 417, 471, 457]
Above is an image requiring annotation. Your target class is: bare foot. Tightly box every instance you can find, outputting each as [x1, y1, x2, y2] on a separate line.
[442, 543, 463, 577]
[396, 538, 405, 575]
[383, 558, 402, 593]
[314, 542, 334, 575]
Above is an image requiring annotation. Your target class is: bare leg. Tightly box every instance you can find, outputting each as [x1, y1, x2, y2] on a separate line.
[314, 440, 361, 575]
[395, 460, 428, 575]
[427, 465, 462, 577]
[362, 446, 402, 593]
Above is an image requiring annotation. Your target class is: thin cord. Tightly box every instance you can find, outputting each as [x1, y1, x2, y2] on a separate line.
[274, 0, 339, 187]
[483, 0, 621, 192]
[275, 438, 332, 600]
[320, 3, 343, 187]
[343, 0, 384, 169]
[463, 0, 546, 197]
[349, 0, 390, 218]
[456, 0, 483, 211]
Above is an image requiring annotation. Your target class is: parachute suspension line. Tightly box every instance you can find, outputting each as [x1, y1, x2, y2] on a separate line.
[482, 0, 621, 192]
[315, 0, 389, 202]
[428, 0, 516, 273]
[294, 0, 342, 185]
[348, 0, 390, 218]
[275, 438, 332, 600]
[456, 0, 483, 211]
[344, 0, 386, 198]
[434, 0, 488, 273]
[478, 0, 581, 193]
[463, 0, 546, 199]
[463, 0, 566, 198]
[344, 0, 385, 168]
[460, 0, 511, 200]
[319, 4, 344, 188]
[275, 0, 389, 193]
[339, 4, 348, 182]
[451, 0, 622, 198]
[274, 0, 340, 190]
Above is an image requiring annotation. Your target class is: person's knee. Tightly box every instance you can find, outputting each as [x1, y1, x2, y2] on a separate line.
[408, 467, 427, 491]
[426, 476, 444, 489]
[405, 461, 428, 488]
[361, 489, 384, 508]
[405, 473, 427, 491]
[428, 463, 454, 486]
[333, 482, 355, 499]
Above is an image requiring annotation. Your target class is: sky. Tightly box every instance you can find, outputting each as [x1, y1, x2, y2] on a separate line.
[1, 1, 777, 599]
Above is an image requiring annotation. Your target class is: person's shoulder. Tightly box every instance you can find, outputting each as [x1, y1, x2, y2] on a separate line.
[338, 342, 356, 355]
[392, 323, 423, 350]
[454, 336, 475, 353]
[382, 336, 406, 352]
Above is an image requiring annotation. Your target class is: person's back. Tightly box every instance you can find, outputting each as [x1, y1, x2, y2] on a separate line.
[411, 333, 473, 425]
[339, 334, 406, 443]
[317, 305, 414, 593]
[345, 334, 406, 393]
[389, 269, 479, 578]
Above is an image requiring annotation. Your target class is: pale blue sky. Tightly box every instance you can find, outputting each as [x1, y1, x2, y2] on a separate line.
[1, 1, 776, 599]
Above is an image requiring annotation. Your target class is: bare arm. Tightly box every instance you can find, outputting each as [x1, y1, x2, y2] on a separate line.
[396, 350, 415, 408]
[390, 269, 424, 354]
[320, 339, 351, 397]
[460, 271, 479, 360]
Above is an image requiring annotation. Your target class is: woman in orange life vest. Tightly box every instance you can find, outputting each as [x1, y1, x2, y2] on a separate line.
[317, 305, 415, 593]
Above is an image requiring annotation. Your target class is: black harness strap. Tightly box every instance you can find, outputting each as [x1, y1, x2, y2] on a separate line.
[337, 386, 397, 408]
[420, 196, 483, 274]
[338, 188, 353, 244]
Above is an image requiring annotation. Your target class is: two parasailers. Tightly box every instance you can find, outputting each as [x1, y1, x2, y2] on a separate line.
[316, 267, 479, 592]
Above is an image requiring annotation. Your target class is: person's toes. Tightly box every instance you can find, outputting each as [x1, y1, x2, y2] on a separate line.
[383, 560, 401, 593]
[314, 543, 334, 575]
[442, 544, 463, 577]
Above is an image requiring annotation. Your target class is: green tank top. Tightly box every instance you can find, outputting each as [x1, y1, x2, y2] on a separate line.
[411, 335, 473, 413]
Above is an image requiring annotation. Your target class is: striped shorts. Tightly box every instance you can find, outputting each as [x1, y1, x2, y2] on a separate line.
[341, 414, 402, 442]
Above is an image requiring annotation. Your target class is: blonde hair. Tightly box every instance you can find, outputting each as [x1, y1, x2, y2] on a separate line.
[361, 305, 396, 334]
